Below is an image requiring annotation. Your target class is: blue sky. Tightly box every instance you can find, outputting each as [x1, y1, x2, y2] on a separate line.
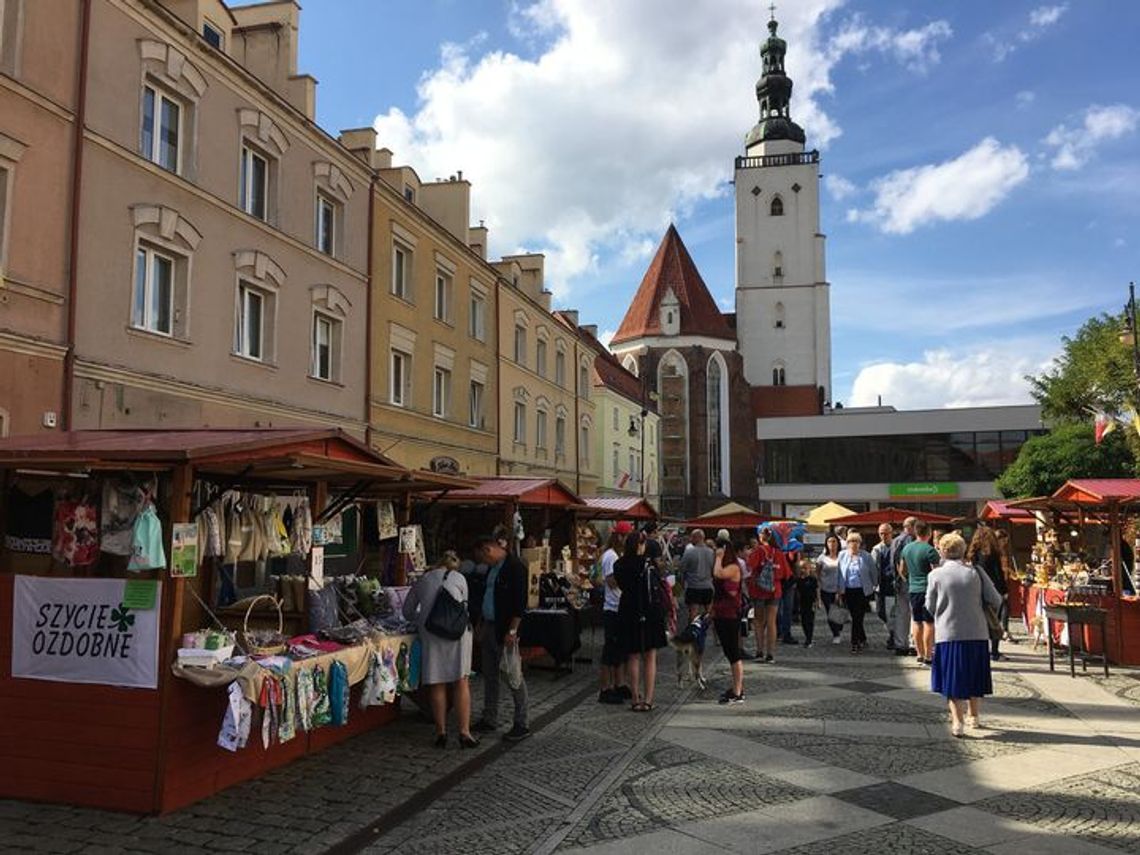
[296, 0, 1139, 409]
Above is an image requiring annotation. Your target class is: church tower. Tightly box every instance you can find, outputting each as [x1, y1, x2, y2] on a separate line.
[735, 15, 831, 413]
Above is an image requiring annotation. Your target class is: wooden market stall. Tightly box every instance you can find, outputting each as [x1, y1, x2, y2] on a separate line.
[825, 507, 955, 528]
[0, 429, 471, 814]
[681, 501, 774, 532]
[1007, 479, 1140, 666]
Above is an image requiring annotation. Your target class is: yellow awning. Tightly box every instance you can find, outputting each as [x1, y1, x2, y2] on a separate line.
[802, 501, 855, 531]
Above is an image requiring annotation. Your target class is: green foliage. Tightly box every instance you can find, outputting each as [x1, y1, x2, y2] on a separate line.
[995, 423, 1134, 498]
[1028, 313, 1135, 419]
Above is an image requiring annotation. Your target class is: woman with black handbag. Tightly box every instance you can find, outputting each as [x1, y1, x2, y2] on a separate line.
[967, 527, 1008, 661]
[402, 551, 479, 748]
[615, 531, 667, 712]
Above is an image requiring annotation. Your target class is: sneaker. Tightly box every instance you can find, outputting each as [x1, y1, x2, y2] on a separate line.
[763, 654, 774, 664]
[503, 725, 531, 742]
[831, 636, 842, 645]
[717, 689, 734, 705]
[802, 641, 813, 649]
[472, 719, 497, 734]
[728, 693, 745, 705]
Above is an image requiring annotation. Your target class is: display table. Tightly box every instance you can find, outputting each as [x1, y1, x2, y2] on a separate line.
[520, 608, 581, 669]
[1044, 604, 1109, 677]
[1020, 582, 1140, 666]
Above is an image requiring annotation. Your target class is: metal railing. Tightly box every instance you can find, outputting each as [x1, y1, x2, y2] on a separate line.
[735, 150, 819, 169]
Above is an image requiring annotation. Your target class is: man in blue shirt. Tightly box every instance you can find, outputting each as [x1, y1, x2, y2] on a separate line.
[472, 534, 530, 741]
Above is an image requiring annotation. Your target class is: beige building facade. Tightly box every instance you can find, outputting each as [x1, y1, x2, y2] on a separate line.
[66, 0, 370, 434]
[0, 0, 82, 436]
[592, 351, 660, 509]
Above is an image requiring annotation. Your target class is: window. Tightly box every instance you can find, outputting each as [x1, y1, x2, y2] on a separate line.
[774, 301, 786, 329]
[555, 349, 566, 387]
[555, 415, 566, 457]
[612, 447, 620, 478]
[514, 325, 526, 364]
[202, 21, 224, 49]
[708, 357, 724, 494]
[434, 271, 452, 322]
[432, 367, 451, 417]
[513, 402, 526, 444]
[773, 251, 784, 280]
[140, 85, 181, 173]
[536, 338, 548, 377]
[579, 363, 589, 398]
[235, 281, 268, 361]
[469, 380, 484, 428]
[630, 451, 638, 484]
[580, 426, 590, 466]
[390, 350, 411, 406]
[469, 293, 485, 341]
[612, 407, 619, 431]
[0, 164, 8, 277]
[770, 196, 784, 216]
[403, 185, 415, 203]
[239, 143, 269, 220]
[315, 193, 336, 256]
[536, 410, 548, 449]
[311, 313, 342, 382]
[392, 243, 411, 300]
[132, 245, 174, 335]
[772, 366, 786, 385]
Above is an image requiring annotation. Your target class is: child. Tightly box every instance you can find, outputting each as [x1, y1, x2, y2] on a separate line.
[795, 557, 821, 648]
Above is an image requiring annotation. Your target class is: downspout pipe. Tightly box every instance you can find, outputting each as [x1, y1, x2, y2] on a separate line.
[364, 172, 376, 447]
[62, 0, 93, 430]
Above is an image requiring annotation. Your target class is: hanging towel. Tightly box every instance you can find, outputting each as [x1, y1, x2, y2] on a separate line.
[52, 496, 100, 567]
[127, 503, 166, 572]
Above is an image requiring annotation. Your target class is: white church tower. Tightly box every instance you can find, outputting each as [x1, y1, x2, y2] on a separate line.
[735, 15, 831, 410]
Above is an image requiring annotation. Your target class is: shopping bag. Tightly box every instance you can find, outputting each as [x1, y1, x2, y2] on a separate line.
[827, 602, 851, 626]
[500, 642, 523, 690]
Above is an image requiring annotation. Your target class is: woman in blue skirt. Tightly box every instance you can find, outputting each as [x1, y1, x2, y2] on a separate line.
[925, 532, 1003, 737]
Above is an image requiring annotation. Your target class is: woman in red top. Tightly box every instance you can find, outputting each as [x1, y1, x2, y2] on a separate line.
[748, 528, 793, 663]
[712, 536, 744, 704]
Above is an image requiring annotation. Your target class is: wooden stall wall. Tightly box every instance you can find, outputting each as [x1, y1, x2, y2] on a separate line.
[0, 575, 164, 813]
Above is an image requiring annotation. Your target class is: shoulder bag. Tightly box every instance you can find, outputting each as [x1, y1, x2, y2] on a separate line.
[973, 565, 1003, 641]
[425, 570, 470, 640]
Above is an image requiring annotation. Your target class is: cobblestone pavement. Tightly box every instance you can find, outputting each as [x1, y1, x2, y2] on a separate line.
[3, 615, 1140, 855]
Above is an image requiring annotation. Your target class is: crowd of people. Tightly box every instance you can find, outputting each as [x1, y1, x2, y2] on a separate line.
[400, 514, 1016, 746]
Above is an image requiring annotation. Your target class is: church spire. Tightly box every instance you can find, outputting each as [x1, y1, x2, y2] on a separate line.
[745, 13, 806, 148]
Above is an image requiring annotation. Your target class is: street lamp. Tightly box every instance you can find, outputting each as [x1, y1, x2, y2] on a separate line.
[628, 410, 648, 496]
[1121, 282, 1140, 381]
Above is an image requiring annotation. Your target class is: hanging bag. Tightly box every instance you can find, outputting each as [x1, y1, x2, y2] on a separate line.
[827, 601, 851, 626]
[425, 570, 469, 640]
[974, 565, 1003, 641]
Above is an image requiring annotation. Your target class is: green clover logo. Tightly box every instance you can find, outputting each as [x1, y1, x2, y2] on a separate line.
[111, 604, 135, 633]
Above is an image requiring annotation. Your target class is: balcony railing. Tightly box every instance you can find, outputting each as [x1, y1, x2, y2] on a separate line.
[735, 150, 819, 170]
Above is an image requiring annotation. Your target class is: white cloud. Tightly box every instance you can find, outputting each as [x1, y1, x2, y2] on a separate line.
[373, 1, 953, 298]
[1016, 90, 1036, 109]
[826, 17, 952, 74]
[1044, 104, 1140, 170]
[598, 328, 616, 349]
[848, 346, 1054, 409]
[985, 3, 1068, 62]
[825, 174, 858, 201]
[848, 138, 1029, 235]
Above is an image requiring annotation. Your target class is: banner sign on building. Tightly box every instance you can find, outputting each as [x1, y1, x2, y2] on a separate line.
[889, 482, 958, 499]
[11, 576, 162, 690]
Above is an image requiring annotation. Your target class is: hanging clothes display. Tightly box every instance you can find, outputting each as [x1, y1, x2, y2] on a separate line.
[217, 682, 252, 752]
[310, 667, 331, 728]
[329, 660, 349, 726]
[101, 480, 145, 556]
[128, 502, 167, 572]
[51, 494, 100, 567]
[6, 485, 54, 554]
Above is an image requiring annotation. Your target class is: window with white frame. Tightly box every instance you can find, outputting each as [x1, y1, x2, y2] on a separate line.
[536, 409, 548, 449]
[239, 142, 271, 220]
[469, 291, 486, 341]
[555, 415, 566, 456]
[140, 85, 182, 173]
[392, 242, 411, 300]
[469, 380, 484, 428]
[432, 367, 451, 417]
[612, 407, 619, 431]
[434, 270, 452, 323]
[612, 446, 619, 479]
[390, 349, 411, 406]
[235, 280, 273, 361]
[514, 325, 526, 364]
[579, 363, 590, 398]
[315, 192, 337, 256]
[513, 402, 526, 444]
[536, 338, 547, 377]
[311, 312, 342, 382]
[555, 348, 566, 387]
[580, 425, 590, 466]
[629, 451, 637, 483]
[132, 244, 175, 335]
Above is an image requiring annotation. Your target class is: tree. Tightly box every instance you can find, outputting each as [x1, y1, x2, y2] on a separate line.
[995, 423, 1134, 498]
[1028, 313, 1135, 420]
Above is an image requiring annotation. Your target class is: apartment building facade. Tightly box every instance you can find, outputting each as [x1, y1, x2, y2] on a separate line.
[593, 348, 660, 509]
[62, 0, 371, 433]
[0, 0, 82, 436]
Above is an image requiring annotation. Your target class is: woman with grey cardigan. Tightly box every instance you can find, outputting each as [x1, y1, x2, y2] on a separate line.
[925, 533, 1003, 737]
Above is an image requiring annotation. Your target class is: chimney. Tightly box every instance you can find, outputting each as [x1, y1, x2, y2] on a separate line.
[582, 324, 598, 338]
[562, 309, 579, 327]
[468, 223, 488, 260]
[337, 128, 378, 168]
[231, 3, 314, 117]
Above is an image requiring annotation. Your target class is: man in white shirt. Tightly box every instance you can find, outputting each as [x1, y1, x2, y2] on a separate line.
[598, 523, 632, 704]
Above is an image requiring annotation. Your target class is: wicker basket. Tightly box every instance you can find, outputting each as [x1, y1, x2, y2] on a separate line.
[242, 594, 287, 656]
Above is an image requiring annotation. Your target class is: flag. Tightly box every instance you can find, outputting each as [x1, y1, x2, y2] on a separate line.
[1094, 412, 1116, 445]
[617, 471, 630, 489]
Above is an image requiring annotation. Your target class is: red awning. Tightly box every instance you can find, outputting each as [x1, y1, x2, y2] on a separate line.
[826, 507, 955, 526]
[680, 511, 774, 529]
[980, 500, 1037, 524]
[582, 496, 658, 520]
[425, 476, 582, 508]
[1051, 479, 1140, 506]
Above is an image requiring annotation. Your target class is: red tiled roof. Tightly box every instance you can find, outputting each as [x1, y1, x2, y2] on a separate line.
[611, 225, 734, 345]
[592, 351, 651, 408]
[981, 500, 1036, 522]
[429, 477, 583, 508]
[583, 496, 658, 520]
[826, 507, 955, 526]
[1052, 479, 1140, 505]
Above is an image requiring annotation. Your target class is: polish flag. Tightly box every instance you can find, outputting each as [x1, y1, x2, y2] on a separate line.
[1095, 412, 1116, 445]
[617, 472, 630, 488]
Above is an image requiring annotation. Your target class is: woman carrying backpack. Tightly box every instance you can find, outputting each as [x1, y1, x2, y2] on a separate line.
[748, 528, 792, 663]
[615, 530, 667, 711]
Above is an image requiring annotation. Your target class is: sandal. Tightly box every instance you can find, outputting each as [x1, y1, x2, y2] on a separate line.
[630, 702, 649, 712]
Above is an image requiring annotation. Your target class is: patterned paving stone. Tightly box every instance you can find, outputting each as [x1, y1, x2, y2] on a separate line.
[745, 731, 1029, 779]
[832, 680, 899, 694]
[561, 740, 813, 848]
[833, 781, 961, 820]
[380, 816, 562, 855]
[511, 748, 626, 802]
[766, 694, 953, 724]
[771, 822, 987, 854]
[1093, 673, 1140, 708]
[975, 762, 1140, 854]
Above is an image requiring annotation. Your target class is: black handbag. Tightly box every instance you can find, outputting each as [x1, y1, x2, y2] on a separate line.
[425, 571, 469, 640]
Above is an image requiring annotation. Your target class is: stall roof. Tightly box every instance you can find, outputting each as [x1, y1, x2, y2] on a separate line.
[425, 476, 583, 508]
[1052, 479, 1140, 505]
[826, 507, 954, 526]
[980, 499, 1037, 523]
[582, 496, 658, 520]
[802, 501, 855, 532]
[682, 501, 773, 529]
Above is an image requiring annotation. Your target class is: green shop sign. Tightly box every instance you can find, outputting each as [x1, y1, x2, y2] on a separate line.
[889, 482, 959, 498]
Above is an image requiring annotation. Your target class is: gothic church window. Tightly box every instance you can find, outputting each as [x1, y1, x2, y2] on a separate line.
[774, 301, 785, 329]
[770, 196, 784, 216]
[707, 354, 728, 496]
[772, 364, 786, 386]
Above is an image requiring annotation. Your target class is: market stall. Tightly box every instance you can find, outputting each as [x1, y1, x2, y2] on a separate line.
[681, 501, 774, 532]
[1009, 479, 1140, 666]
[825, 507, 955, 528]
[0, 429, 471, 813]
